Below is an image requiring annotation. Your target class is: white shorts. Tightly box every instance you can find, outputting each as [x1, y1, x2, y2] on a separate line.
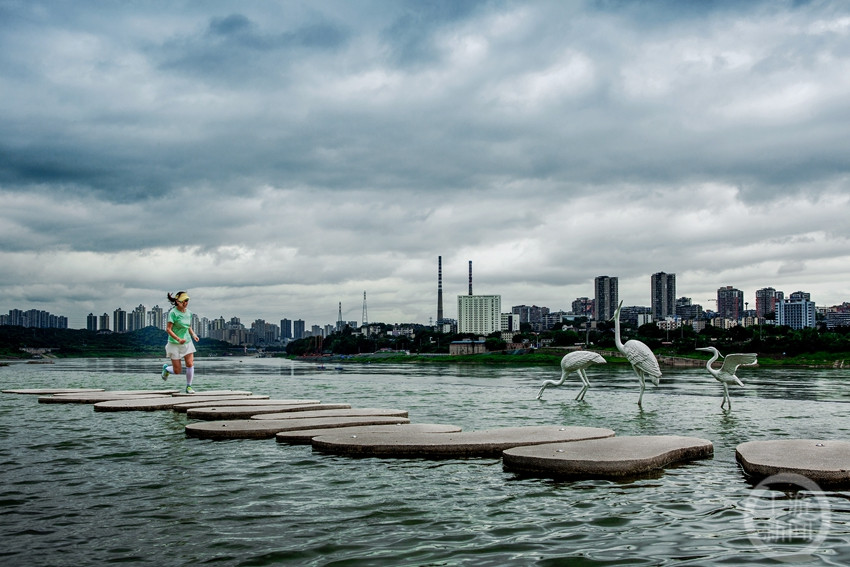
[165, 341, 196, 360]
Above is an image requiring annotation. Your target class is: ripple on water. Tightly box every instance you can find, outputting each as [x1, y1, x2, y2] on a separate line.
[3, 361, 850, 566]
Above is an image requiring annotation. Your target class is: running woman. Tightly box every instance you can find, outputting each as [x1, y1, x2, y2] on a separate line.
[161, 291, 200, 393]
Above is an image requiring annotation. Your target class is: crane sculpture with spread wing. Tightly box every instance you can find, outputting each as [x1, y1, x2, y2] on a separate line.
[696, 346, 757, 410]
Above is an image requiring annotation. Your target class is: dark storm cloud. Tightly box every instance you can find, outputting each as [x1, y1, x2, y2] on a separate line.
[381, 0, 488, 67]
[1, 0, 849, 326]
[156, 13, 350, 82]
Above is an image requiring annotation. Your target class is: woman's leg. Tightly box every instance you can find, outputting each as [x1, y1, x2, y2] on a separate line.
[184, 354, 194, 386]
[171, 358, 183, 375]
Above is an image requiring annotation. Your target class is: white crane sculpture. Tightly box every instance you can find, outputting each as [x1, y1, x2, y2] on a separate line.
[536, 350, 606, 401]
[696, 346, 757, 410]
[612, 300, 662, 407]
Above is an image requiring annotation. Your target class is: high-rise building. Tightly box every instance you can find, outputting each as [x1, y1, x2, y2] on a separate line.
[128, 304, 146, 331]
[619, 305, 652, 327]
[1, 309, 66, 328]
[251, 319, 280, 344]
[776, 291, 815, 329]
[281, 318, 292, 340]
[571, 297, 593, 318]
[148, 305, 165, 330]
[501, 312, 520, 332]
[675, 297, 703, 321]
[87, 313, 97, 331]
[99, 313, 110, 332]
[650, 272, 676, 321]
[293, 319, 305, 340]
[717, 286, 744, 321]
[113, 308, 127, 333]
[594, 276, 618, 321]
[6, 309, 23, 326]
[755, 287, 782, 319]
[511, 305, 550, 332]
[458, 295, 501, 334]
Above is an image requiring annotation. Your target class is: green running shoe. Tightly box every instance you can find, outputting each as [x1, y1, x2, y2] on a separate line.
[185, 385, 195, 394]
[161, 364, 170, 381]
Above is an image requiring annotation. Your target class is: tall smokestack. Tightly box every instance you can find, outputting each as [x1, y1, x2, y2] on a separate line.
[437, 256, 443, 322]
[468, 260, 473, 295]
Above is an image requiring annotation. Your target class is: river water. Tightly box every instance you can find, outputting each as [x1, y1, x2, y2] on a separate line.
[1, 357, 850, 566]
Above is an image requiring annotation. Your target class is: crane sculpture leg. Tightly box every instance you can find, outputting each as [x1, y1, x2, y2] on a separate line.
[536, 351, 606, 401]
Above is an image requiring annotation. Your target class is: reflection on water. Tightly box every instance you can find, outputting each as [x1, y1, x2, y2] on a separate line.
[1, 358, 850, 566]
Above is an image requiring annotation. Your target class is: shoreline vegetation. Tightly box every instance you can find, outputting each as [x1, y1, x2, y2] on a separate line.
[296, 349, 849, 369]
[1, 325, 848, 369]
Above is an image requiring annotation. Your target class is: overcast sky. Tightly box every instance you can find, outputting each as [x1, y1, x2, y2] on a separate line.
[2, 0, 849, 329]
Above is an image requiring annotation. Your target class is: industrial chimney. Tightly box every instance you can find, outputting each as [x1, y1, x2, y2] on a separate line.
[468, 261, 473, 295]
[437, 256, 443, 322]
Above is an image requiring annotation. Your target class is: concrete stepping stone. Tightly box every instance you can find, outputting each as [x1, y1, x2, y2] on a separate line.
[3, 388, 106, 395]
[71, 389, 179, 395]
[38, 392, 177, 404]
[253, 408, 408, 421]
[172, 399, 321, 413]
[736, 439, 850, 487]
[185, 416, 410, 440]
[502, 435, 713, 478]
[171, 389, 253, 397]
[186, 403, 350, 420]
[276, 423, 462, 445]
[93, 394, 269, 412]
[311, 426, 615, 459]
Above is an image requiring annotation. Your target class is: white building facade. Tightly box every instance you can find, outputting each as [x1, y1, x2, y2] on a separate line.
[776, 291, 816, 330]
[458, 295, 502, 335]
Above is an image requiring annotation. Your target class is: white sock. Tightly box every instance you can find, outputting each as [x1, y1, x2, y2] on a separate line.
[166, 365, 175, 374]
[186, 366, 194, 385]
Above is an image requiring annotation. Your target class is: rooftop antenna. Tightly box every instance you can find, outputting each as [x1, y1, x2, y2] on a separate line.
[468, 260, 473, 295]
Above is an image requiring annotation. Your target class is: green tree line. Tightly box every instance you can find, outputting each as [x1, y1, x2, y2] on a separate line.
[0, 326, 233, 358]
[3, 321, 849, 363]
[286, 320, 850, 361]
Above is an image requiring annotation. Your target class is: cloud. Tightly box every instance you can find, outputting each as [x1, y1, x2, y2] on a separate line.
[1, 0, 849, 328]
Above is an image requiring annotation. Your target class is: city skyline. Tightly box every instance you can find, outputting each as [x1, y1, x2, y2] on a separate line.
[4, 272, 839, 332]
[2, 2, 850, 329]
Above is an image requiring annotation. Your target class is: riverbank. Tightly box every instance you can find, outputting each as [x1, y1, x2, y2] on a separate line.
[296, 348, 850, 369]
[3, 347, 848, 369]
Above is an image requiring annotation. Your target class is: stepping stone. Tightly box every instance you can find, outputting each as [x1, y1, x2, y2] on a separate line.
[502, 435, 714, 478]
[276, 423, 462, 445]
[172, 399, 321, 413]
[185, 416, 410, 440]
[311, 426, 615, 459]
[736, 439, 850, 488]
[3, 388, 106, 395]
[253, 408, 407, 421]
[71, 389, 180, 395]
[38, 392, 177, 404]
[171, 389, 253, 397]
[186, 403, 350, 420]
[93, 394, 269, 412]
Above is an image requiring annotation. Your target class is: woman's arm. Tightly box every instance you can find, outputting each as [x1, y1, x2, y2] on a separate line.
[166, 321, 186, 344]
